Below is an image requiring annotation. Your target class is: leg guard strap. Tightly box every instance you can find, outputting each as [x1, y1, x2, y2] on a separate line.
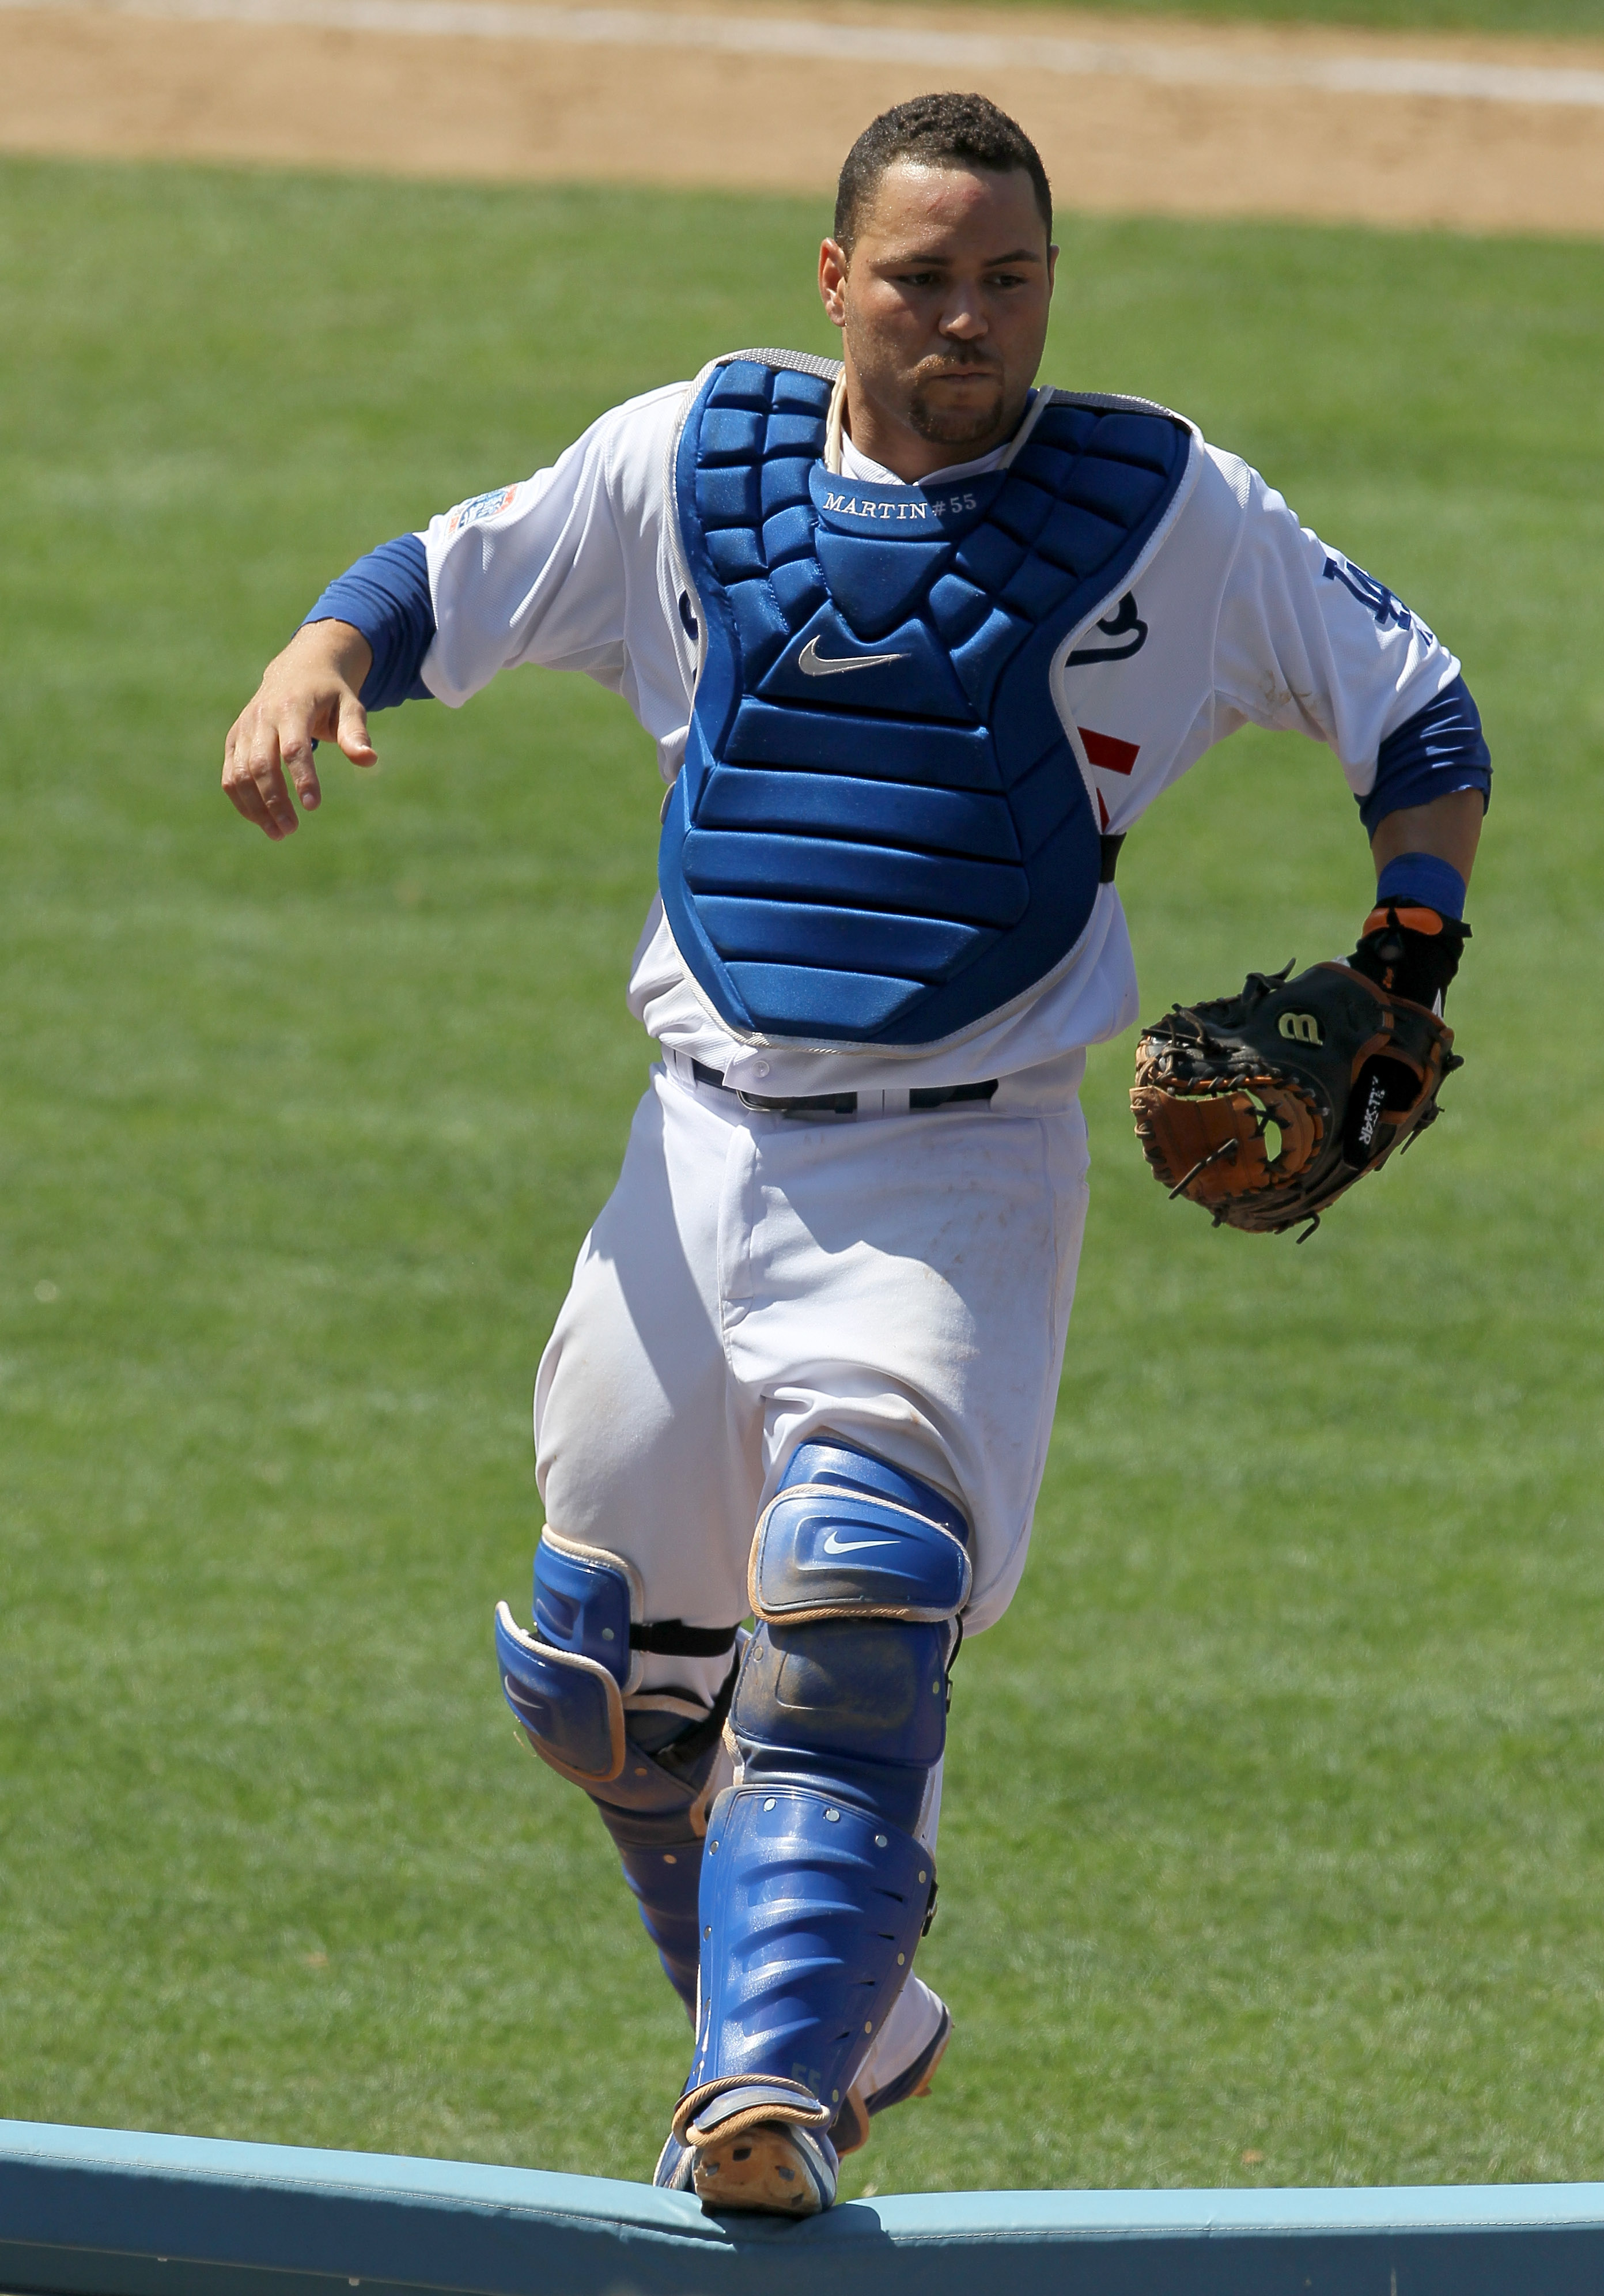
[672, 2076, 833, 2146]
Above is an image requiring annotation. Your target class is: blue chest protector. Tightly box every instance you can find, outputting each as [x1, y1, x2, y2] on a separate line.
[661, 354, 1191, 1047]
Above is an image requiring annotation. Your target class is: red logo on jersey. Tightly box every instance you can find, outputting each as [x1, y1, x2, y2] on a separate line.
[1081, 727, 1140, 775]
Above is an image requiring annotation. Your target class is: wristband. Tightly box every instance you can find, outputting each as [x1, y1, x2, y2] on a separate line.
[1375, 851, 1466, 922]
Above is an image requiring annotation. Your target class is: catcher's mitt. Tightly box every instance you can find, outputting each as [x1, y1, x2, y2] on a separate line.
[1130, 959, 1461, 1238]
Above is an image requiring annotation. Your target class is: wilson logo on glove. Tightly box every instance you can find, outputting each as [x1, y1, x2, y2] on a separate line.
[1130, 961, 1462, 1240]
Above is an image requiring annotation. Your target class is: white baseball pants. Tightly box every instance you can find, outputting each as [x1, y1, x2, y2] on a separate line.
[533, 1052, 1091, 1705]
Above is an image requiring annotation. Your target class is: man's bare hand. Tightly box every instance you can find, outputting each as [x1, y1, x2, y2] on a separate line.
[222, 619, 377, 839]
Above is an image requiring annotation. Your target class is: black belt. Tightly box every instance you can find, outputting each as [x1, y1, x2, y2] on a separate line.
[1100, 831, 1125, 883]
[690, 1062, 998, 1120]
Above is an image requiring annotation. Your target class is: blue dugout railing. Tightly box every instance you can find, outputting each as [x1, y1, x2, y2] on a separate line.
[2, 2118, 1602, 2295]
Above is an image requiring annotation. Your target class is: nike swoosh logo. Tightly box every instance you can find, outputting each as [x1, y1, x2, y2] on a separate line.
[821, 1530, 898, 1555]
[797, 636, 909, 678]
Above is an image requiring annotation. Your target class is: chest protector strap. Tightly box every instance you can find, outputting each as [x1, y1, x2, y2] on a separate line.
[662, 354, 1190, 1047]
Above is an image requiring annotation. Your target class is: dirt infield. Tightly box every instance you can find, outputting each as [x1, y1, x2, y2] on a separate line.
[2, 0, 1603, 232]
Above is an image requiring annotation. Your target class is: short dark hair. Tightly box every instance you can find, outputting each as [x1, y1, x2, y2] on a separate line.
[834, 93, 1053, 255]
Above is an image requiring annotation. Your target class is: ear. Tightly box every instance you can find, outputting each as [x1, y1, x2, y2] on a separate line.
[818, 237, 849, 327]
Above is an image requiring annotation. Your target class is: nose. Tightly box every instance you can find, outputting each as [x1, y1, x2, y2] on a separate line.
[938, 288, 988, 341]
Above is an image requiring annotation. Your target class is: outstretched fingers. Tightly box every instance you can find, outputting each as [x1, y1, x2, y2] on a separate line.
[221, 699, 311, 839]
[275, 694, 325, 817]
[222, 710, 288, 838]
[223, 624, 377, 839]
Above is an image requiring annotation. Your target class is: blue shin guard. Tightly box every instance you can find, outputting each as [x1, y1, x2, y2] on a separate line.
[494, 1531, 739, 2015]
[670, 1442, 970, 2211]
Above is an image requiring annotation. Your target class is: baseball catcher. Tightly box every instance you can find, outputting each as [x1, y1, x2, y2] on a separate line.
[223, 95, 1488, 2215]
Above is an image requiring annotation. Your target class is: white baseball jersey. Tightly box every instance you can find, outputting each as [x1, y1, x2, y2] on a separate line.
[419, 380, 1465, 1098]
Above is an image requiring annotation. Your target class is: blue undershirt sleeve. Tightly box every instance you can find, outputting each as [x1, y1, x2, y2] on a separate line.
[1359, 673, 1490, 835]
[301, 532, 436, 712]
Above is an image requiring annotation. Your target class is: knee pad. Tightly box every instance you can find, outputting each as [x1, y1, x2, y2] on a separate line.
[495, 1531, 740, 2011]
[495, 1530, 644, 1788]
[733, 1440, 970, 1830]
[749, 1438, 972, 1626]
[686, 1442, 969, 2119]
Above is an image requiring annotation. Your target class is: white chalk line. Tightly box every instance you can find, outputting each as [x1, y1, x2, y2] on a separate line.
[11, 0, 1604, 107]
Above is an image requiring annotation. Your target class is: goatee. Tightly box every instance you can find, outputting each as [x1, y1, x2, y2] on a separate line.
[907, 372, 1005, 447]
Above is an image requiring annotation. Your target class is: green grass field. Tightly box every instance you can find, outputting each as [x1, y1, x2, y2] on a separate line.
[2, 156, 1602, 2198]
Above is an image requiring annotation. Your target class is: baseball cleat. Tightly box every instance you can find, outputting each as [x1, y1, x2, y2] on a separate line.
[669, 2078, 838, 2216]
[691, 2116, 838, 2214]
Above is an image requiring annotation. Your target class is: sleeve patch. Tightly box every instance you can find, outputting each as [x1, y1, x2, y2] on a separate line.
[447, 485, 519, 534]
